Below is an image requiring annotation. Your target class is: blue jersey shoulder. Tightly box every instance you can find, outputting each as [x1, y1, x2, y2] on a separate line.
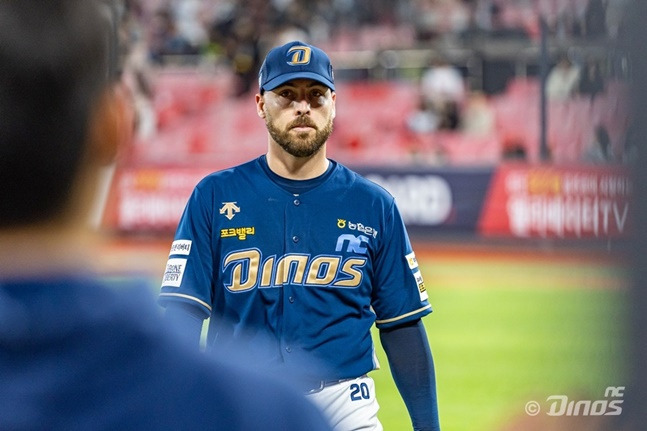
[195, 158, 259, 189]
[327, 162, 397, 218]
[339, 163, 394, 200]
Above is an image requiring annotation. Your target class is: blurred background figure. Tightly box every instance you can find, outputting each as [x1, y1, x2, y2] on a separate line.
[578, 56, 606, 102]
[419, 56, 466, 131]
[460, 91, 496, 136]
[582, 124, 613, 163]
[148, 6, 198, 65]
[546, 53, 581, 101]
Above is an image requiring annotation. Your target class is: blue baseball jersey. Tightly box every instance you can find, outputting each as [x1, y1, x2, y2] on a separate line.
[159, 156, 432, 380]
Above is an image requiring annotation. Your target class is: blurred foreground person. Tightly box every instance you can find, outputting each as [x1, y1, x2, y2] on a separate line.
[0, 2, 331, 430]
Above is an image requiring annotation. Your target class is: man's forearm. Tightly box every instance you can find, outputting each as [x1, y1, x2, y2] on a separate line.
[379, 319, 440, 431]
[163, 302, 204, 348]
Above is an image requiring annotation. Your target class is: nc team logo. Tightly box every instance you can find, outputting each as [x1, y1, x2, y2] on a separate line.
[336, 234, 369, 255]
[287, 46, 311, 65]
[525, 386, 624, 417]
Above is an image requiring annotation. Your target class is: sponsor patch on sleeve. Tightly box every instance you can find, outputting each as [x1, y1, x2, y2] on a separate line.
[161, 258, 187, 288]
[169, 240, 192, 256]
[405, 252, 419, 270]
[413, 270, 428, 302]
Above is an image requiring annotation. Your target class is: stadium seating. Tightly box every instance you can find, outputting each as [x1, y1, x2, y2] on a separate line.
[125, 69, 628, 168]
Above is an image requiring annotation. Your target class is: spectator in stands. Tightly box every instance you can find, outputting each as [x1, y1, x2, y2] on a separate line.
[460, 91, 495, 136]
[208, 3, 269, 97]
[578, 57, 606, 102]
[119, 3, 157, 140]
[546, 53, 581, 101]
[501, 136, 528, 161]
[174, 0, 210, 50]
[468, 0, 497, 33]
[412, 0, 471, 41]
[621, 119, 638, 164]
[419, 56, 466, 130]
[227, 15, 263, 97]
[148, 7, 199, 65]
[582, 124, 614, 163]
[406, 95, 442, 134]
[487, 1, 530, 39]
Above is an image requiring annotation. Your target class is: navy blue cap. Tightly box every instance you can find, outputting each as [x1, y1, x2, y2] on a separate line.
[259, 41, 335, 92]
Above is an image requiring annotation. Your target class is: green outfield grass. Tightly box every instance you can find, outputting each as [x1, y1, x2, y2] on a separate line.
[370, 253, 629, 431]
[118, 239, 628, 430]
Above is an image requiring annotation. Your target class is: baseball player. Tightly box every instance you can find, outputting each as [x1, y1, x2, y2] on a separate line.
[160, 40, 440, 431]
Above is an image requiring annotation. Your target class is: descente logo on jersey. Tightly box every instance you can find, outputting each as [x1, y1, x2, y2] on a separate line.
[337, 219, 378, 238]
[222, 248, 367, 292]
[219, 202, 240, 220]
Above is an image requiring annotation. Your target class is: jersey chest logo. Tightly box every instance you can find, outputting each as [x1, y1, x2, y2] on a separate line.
[335, 234, 369, 254]
[222, 248, 367, 292]
[219, 202, 240, 220]
[337, 218, 378, 238]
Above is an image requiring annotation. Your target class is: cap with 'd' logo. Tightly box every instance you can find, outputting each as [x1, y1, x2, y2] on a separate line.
[258, 41, 335, 92]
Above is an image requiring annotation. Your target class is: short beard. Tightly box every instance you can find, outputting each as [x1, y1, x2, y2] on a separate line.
[265, 113, 333, 158]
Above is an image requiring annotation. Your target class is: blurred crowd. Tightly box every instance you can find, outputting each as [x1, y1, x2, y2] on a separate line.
[110, 0, 631, 165]
[116, 0, 630, 75]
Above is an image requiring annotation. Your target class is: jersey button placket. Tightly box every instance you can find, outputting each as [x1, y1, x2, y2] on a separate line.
[291, 198, 301, 243]
[283, 198, 301, 360]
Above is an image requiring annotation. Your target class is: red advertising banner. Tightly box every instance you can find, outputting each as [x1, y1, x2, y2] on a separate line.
[478, 164, 632, 239]
[102, 167, 213, 232]
[103, 163, 633, 240]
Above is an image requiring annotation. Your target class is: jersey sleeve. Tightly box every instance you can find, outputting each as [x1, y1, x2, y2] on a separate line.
[158, 182, 214, 319]
[370, 199, 432, 329]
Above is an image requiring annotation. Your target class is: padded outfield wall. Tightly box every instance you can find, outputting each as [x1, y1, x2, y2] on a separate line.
[102, 163, 632, 244]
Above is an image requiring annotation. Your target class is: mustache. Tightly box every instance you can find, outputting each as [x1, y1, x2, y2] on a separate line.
[288, 117, 317, 129]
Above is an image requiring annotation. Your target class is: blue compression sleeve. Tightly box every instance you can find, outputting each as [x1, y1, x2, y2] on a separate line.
[379, 319, 440, 431]
[163, 302, 204, 348]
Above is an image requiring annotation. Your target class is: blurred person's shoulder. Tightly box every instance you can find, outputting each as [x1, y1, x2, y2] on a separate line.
[0, 275, 331, 430]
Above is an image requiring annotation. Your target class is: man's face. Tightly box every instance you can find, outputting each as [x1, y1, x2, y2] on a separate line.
[257, 79, 336, 158]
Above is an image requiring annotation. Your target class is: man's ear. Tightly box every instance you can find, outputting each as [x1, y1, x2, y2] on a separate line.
[256, 93, 266, 119]
[87, 83, 134, 165]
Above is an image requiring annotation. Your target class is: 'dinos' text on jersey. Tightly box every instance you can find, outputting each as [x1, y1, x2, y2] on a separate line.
[222, 248, 367, 292]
